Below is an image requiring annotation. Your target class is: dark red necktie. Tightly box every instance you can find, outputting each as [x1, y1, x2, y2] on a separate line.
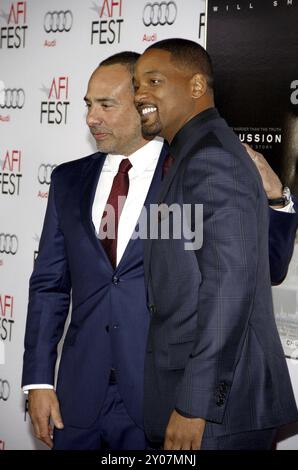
[162, 153, 174, 179]
[100, 158, 132, 268]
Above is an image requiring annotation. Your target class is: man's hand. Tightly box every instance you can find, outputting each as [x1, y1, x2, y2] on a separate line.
[243, 144, 283, 201]
[28, 389, 64, 448]
[163, 410, 206, 450]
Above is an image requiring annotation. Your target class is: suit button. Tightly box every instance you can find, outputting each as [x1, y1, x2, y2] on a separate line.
[112, 276, 119, 285]
[105, 325, 110, 333]
[216, 397, 225, 407]
[149, 304, 157, 315]
[218, 381, 228, 392]
[113, 324, 119, 329]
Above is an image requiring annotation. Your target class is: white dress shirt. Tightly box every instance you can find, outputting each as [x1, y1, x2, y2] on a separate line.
[92, 138, 163, 265]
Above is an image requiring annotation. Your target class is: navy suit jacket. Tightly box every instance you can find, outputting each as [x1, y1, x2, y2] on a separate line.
[143, 109, 298, 442]
[22, 145, 168, 429]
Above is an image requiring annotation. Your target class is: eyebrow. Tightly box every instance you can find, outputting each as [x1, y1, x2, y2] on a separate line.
[83, 96, 117, 103]
[143, 70, 163, 75]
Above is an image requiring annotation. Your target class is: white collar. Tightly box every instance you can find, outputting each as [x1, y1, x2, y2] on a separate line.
[104, 137, 164, 176]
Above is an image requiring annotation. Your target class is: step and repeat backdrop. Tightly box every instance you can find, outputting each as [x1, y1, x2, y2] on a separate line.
[0, 0, 297, 450]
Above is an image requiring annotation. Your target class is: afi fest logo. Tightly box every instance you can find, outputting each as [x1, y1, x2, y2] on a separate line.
[91, 0, 123, 45]
[0, 149, 22, 196]
[0, 294, 14, 343]
[0, 1, 28, 49]
[40, 77, 70, 124]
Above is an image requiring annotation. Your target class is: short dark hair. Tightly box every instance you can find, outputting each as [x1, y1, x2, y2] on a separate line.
[146, 38, 213, 89]
[99, 51, 140, 75]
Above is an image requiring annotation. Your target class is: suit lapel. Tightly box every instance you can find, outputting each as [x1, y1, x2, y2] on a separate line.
[142, 144, 168, 289]
[157, 117, 226, 205]
[79, 152, 113, 271]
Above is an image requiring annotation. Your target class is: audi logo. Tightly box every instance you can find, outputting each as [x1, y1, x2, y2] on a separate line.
[0, 88, 25, 109]
[38, 164, 57, 185]
[0, 234, 18, 255]
[143, 2, 177, 26]
[0, 379, 10, 401]
[44, 10, 73, 33]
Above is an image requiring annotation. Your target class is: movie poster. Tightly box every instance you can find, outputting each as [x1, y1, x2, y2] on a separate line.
[207, 0, 298, 195]
[207, 0, 298, 358]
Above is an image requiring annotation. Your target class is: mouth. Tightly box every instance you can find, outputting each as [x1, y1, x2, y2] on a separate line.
[90, 129, 111, 140]
[137, 104, 158, 120]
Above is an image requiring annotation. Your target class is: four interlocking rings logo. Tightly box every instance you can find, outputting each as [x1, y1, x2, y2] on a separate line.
[38, 164, 57, 185]
[143, 2, 177, 26]
[0, 380, 10, 401]
[44, 10, 73, 33]
[0, 234, 18, 255]
[0, 88, 25, 109]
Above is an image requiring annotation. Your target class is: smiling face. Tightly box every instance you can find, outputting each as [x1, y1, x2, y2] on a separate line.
[85, 64, 147, 155]
[134, 49, 197, 143]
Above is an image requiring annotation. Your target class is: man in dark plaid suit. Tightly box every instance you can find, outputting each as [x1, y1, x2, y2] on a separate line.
[134, 38, 298, 450]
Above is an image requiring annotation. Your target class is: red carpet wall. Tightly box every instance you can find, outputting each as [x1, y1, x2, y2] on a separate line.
[0, 0, 297, 450]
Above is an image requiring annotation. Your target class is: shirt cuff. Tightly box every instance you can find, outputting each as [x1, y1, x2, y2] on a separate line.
[23, 384, 54, 394]
[271, 198, 295, 214]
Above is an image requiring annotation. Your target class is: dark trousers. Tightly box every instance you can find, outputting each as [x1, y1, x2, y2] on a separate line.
[53, 383, 150, 450]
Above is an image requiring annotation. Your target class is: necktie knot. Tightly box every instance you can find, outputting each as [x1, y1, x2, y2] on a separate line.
[118, 158, 132, 174]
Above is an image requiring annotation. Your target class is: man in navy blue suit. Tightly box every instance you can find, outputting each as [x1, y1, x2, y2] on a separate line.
[134, 38, 298, 450]
[22, 50, 297, 450]
[22, 52, 169, 450]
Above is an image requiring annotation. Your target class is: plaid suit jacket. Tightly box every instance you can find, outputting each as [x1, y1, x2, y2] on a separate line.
[143, 109, 298, 442]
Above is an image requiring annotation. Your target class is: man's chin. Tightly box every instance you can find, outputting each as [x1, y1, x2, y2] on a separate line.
[96, 143, 112, 153]
[141, 122, 162, 138]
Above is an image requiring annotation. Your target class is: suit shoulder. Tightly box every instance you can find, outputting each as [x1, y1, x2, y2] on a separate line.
[51, 152, 102, 180]
[194, 131, 224, 153]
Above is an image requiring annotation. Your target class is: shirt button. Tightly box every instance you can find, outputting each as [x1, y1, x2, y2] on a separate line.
[112, 276, 119, 285]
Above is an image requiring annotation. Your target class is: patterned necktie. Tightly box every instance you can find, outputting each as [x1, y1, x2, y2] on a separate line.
[162, 153, 174, 179]
[99, 158, 132, 268]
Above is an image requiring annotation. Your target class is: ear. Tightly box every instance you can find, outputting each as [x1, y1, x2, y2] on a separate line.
[190, 73, 207, 99]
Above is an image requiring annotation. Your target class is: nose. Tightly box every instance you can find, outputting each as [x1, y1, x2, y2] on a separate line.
[86, 106, 103, 127]
[134, 85, 149, 107]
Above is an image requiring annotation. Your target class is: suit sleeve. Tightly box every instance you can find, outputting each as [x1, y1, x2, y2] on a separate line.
[22, 169, 71, 387]
[175, 146, 262, 423]
[269, 195, 298, 285]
